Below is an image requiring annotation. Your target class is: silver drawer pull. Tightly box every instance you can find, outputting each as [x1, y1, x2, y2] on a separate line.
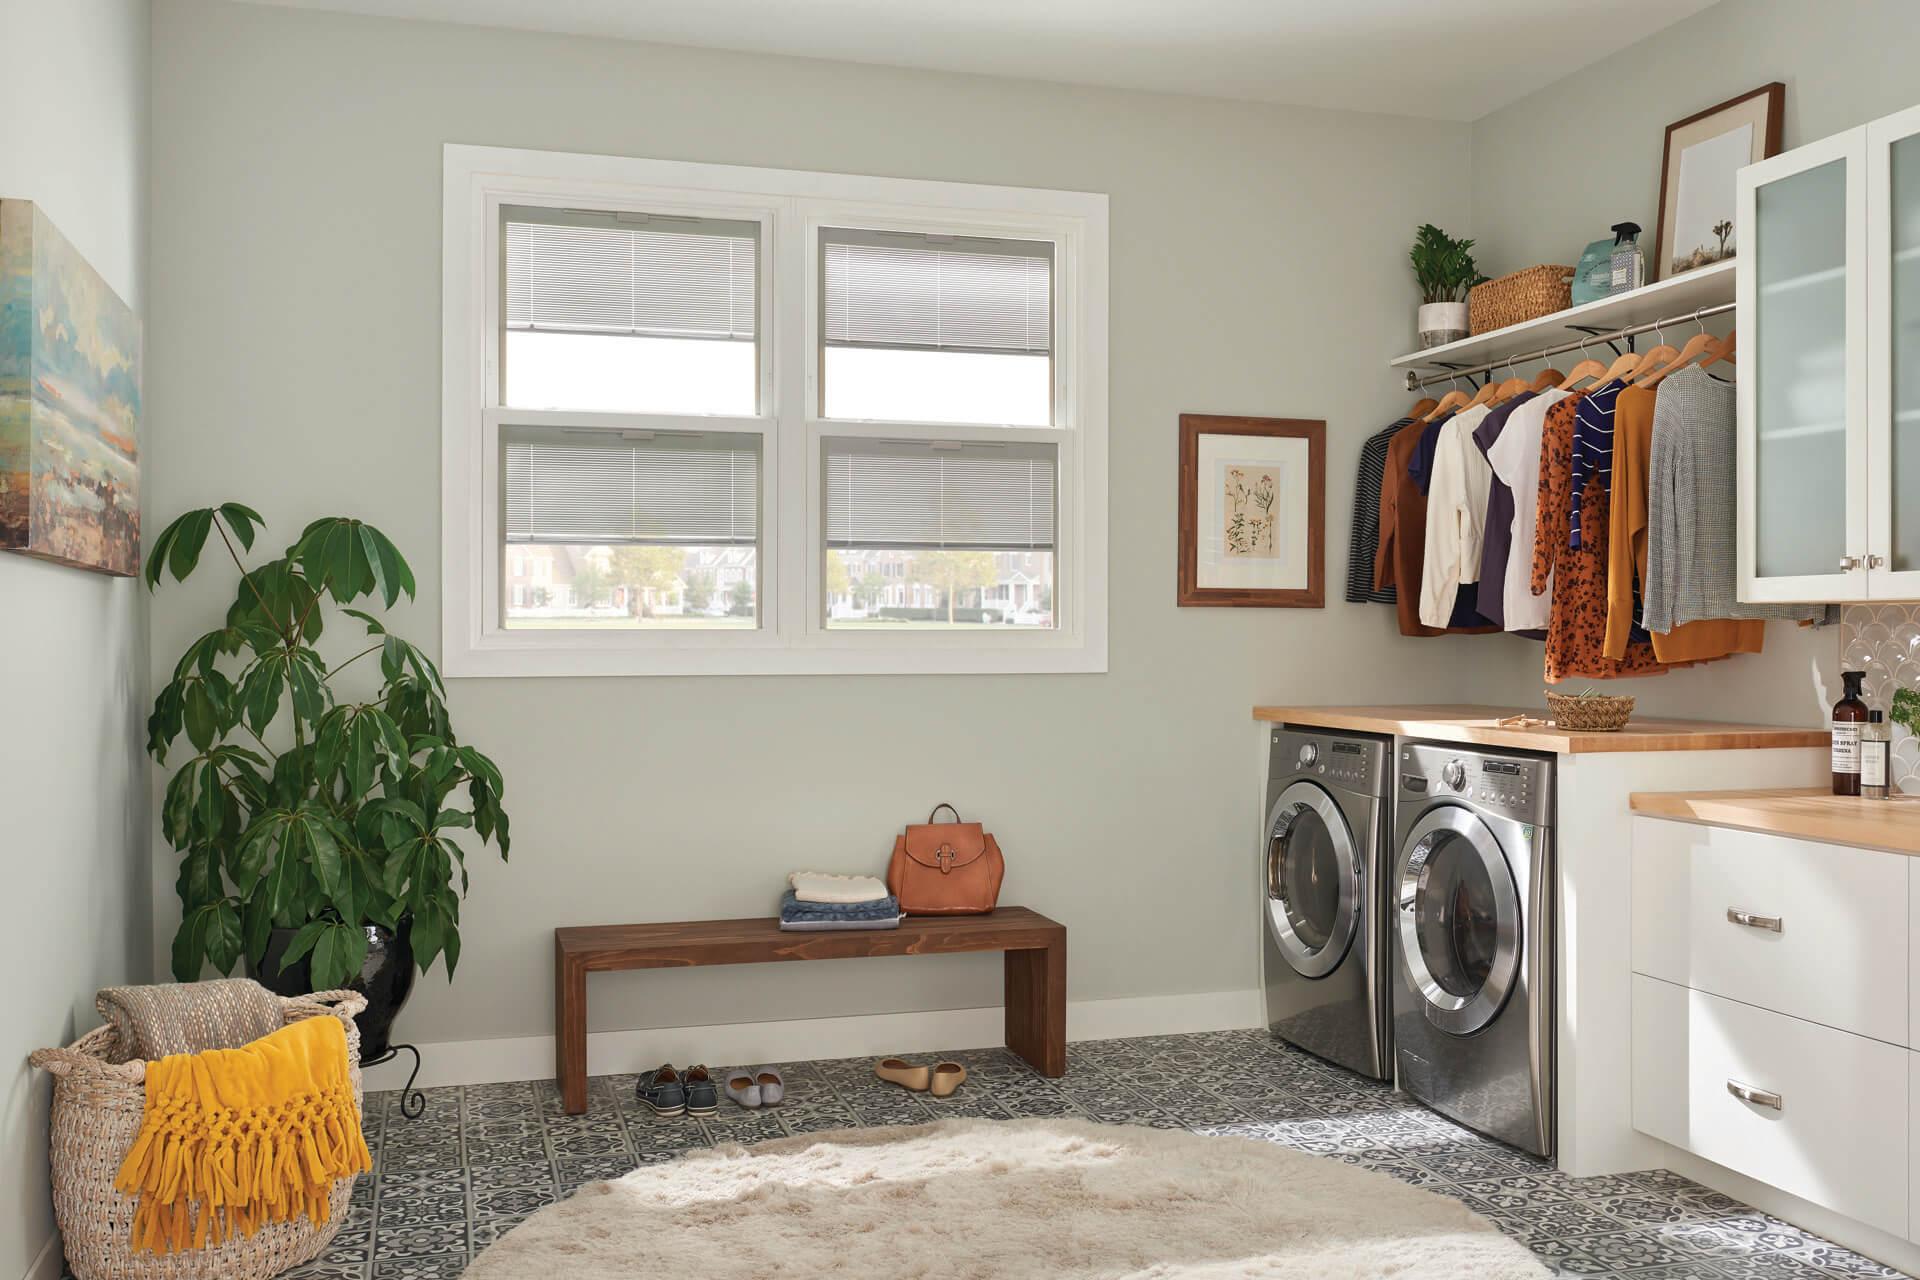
[1726, 908, 1783, 933]
[1727, 1079, 1783, 1110]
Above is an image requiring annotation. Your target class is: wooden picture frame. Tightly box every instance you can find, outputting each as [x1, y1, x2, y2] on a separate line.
[1653, 82, 1785, 281]
[1178, 414, 1324, 608]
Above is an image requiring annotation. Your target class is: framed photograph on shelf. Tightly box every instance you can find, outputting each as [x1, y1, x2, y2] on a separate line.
[1177, 414, 1324, 608]
[1654, 82, 1785, 281]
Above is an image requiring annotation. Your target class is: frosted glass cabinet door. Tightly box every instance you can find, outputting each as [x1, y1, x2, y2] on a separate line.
[1737, 129, 1869, 603]
[1868, 104, 1920, 598]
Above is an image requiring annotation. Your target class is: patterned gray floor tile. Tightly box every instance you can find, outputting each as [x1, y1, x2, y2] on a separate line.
[302, 1032, 1918, 1280]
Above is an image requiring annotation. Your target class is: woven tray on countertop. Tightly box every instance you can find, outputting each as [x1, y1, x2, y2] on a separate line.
[1470, 264, 1574, 335]
[1545, 691, 1635, 732]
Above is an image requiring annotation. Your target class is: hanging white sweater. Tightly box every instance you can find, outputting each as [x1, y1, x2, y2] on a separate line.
[1485, 389, 1571, 632]
[1418, 404, 1494, 629]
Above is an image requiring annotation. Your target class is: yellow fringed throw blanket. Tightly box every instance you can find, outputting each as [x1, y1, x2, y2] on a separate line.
[114, 1013, 372, 1253]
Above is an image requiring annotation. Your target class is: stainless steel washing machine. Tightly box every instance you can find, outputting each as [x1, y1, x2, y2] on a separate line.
[1391, 741, 1555, 1156]
[1261, 726, 1393, 1079]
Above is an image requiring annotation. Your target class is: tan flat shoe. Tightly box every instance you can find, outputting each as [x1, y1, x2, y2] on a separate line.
[929, 1061, 967, 1098]
[875, 1058, 931, 1091]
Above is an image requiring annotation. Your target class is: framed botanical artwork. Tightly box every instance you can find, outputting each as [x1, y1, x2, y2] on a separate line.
[1654, 82, 1785, 281]
[1177, 414, 1324, 608]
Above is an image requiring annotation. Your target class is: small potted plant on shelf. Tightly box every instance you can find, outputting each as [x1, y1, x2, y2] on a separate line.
[1409, 223, 1485, 349]
[144, 504, 510, 1061]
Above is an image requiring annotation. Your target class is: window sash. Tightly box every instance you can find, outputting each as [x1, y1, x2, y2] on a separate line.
[505, 205, 758, 342]
[823, 437, 1057, 551]
[821, 227, 1052, 356]
[503, 425, 760, 547]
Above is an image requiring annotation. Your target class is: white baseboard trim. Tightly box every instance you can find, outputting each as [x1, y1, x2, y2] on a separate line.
[363, 988, 1264, 1092]
[22, 1232, 61, 1280]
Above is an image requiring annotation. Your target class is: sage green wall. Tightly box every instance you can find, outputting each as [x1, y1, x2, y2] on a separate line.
[0, 4, 151, 1274]
[1460, 0, 1920, 725]
[147, 0, 1479, 1047]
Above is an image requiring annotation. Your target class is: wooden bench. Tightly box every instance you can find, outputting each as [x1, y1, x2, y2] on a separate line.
[553, 906, 1067, 1115]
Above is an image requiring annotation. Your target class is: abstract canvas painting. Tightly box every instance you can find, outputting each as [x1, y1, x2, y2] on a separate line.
[0, 199, 141, 575]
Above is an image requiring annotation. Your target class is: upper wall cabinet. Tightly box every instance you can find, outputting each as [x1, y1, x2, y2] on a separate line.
[1739, 103, 1920, 603]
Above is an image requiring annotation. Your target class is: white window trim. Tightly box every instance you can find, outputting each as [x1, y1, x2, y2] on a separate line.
[442, 144, 1108, 677]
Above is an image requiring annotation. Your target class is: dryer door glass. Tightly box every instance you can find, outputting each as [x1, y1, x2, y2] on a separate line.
[1265, 781, 1359, 980]
[1396, 806, 1522, 1036]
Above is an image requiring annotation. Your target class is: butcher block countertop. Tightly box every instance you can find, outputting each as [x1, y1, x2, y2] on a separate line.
[1251, 704, 1830, 755]
[1631, 788, 1920, 856]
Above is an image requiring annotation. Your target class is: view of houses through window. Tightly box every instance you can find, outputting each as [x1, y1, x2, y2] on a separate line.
[502, 544, 1053, 628]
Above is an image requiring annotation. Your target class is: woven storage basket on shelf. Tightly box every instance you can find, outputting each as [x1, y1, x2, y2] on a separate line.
[1469, 264, 1575, 335]
[29, 988, 368, 1280]
[1545, 691, 1636, 732]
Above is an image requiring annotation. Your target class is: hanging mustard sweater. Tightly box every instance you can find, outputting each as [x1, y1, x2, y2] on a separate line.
[114, 1012, 372, 1253]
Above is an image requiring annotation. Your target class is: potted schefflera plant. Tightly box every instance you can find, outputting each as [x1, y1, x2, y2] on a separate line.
[145, 504, 509, 1060]
[1409, 223, 1485, 348]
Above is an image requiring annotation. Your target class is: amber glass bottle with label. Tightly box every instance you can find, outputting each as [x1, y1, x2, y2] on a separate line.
[1832, 670, 1868, 796]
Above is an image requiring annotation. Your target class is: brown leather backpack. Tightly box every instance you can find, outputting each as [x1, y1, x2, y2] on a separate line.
[886, 804, 1005, 916]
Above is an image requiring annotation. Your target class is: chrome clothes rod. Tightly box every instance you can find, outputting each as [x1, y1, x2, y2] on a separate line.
[1401, 300, 1735, 391]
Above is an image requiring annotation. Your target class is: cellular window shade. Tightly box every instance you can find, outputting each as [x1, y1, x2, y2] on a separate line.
[505, 428, 759, 546]
[824, 438, 1056, 551]
[504, 206, 757, 340]
[822, 230, 1051, 355]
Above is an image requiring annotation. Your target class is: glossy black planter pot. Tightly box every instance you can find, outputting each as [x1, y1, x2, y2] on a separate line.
[248, 921, 416, 1062]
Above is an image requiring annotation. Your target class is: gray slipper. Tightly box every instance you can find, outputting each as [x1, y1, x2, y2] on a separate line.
[725, 1070, 762, 1109]
[753, 1066, 785, 1106]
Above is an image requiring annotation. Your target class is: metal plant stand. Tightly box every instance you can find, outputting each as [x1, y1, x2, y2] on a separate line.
[363, 1042, 426, 1119]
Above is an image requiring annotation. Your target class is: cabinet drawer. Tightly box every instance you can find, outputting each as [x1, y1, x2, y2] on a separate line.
[1633, 975, 1908, 1236]
[1632, 816, 1909, 1044]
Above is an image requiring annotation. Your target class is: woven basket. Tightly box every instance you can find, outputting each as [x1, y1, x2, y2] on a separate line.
[29, 989, 368, 1280]
[1545, 691, 1636, 732]
[1470, 264, 1574, 334]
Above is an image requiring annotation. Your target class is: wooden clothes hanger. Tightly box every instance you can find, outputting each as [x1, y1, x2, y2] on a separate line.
[1635, 310, 1723, 388]
[1528, 367, 1566, 392]
[1559, 337, 1608, 390]
[1408, 395, 1439, 419]
[1492, 357, 1531, 404]
[1425, 376, 1472, 420]
[1700, 327, 1737, 368]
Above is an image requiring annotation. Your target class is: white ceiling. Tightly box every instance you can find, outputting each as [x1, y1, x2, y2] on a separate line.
[244, 0, 1718, 121]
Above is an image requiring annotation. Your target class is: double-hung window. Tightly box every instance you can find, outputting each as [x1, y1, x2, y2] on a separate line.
[443, 145, 1107, 676]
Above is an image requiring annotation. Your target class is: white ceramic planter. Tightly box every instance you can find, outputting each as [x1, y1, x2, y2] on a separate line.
[1417, 301, 1469, 349]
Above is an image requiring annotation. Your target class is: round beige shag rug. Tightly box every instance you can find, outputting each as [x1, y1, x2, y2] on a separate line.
[464, 1117, 1547, 1279]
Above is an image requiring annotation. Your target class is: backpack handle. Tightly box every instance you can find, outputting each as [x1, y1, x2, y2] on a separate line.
[927, 803, 962, 825]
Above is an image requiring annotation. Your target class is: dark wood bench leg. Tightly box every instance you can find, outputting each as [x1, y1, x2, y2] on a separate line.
[556, 944, 589, 1115]
[1004, 933, 1066, 1077]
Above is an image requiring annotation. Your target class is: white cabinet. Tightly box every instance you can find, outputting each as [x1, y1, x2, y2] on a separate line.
[1631, 813, 1915, 1242]
[1634, 975, 1910, 1237]
[1738, 102, 1920, 602]
[1631, 816, 1908, 1044]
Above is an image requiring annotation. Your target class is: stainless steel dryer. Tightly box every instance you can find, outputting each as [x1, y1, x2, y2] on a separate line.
[1261, 726, 1393, 1079]
[1391, 741, 1555, 1156]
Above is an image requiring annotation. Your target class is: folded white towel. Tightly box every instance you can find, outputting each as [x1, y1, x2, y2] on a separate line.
[788, 871, 891, 904]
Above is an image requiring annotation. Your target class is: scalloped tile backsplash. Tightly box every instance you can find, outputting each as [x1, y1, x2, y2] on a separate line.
[1842, 604, 1920, 794]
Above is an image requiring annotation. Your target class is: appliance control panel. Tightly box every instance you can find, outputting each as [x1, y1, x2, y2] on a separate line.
[1397, 741, 1554, 826]
[1271, 727, 1387, 795]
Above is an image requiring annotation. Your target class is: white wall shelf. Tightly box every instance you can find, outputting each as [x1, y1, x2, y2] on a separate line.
[1391, 258, 1735, 374]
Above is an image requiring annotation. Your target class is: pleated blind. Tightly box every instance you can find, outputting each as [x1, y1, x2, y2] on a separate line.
[505, 206, 757, 341]
[505, 427, 759, 546]
[824, 438, 1056, 550]
[822, 229, 1052, 355]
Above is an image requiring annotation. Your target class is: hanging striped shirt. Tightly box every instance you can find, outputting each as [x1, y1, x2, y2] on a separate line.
[1345, 417, 1412, 604]
[1569, 379, 1623, 549]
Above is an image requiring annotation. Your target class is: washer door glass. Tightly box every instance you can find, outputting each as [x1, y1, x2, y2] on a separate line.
[1396, 806, 1521, 1035]
[1265, 781, 1359, 980]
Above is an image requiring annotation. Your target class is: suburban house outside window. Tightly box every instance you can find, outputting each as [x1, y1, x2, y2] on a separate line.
[442, 145, 1108, 676]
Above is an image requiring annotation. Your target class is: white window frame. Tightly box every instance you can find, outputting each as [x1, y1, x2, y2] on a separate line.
[443, 144, 1107, 677]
